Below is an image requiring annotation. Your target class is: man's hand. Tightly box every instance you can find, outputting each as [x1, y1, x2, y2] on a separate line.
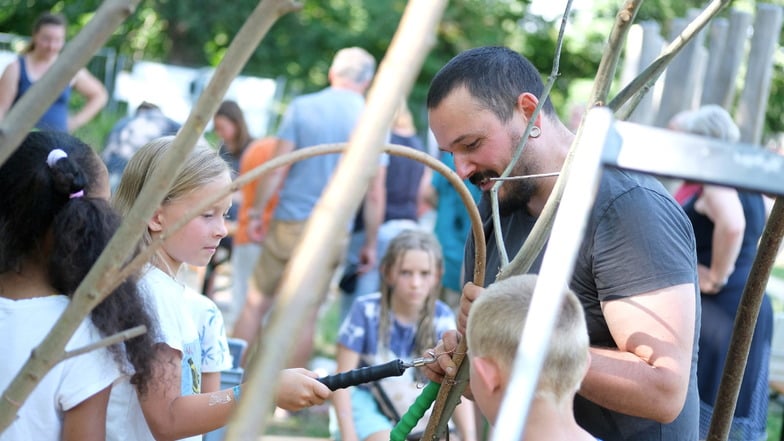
[458, 282, 484, 335]
[274, 368, 331, 411]
[247, 214, 265, 243]
[422, 330, 461, 383]
[357, 242, 376, 274]
[422, 330, 474, 400]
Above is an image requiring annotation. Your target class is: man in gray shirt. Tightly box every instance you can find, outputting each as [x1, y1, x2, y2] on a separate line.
[425, 46, 700, 441]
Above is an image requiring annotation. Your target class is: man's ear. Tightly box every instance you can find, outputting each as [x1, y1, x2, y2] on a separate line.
[147, 209, 165, 233]
[517, 92, 543, 127]
[471, 355, 502, 394]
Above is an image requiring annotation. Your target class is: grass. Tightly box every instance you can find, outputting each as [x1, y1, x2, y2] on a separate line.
[266, 408, 330, 438]
[769, 397, 783, 441]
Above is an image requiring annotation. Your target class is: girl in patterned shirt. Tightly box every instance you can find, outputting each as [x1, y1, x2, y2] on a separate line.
[332, 230, 476, 441]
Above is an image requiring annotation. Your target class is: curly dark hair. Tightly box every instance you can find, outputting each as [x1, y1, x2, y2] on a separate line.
[0, 131, 158, 394]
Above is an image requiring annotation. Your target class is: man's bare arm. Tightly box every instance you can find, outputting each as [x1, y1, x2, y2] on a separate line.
[579, 283, 696, 423]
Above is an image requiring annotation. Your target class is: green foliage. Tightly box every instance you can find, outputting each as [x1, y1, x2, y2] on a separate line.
[1, 0, 782, 137]
[74, 111, 123, 152]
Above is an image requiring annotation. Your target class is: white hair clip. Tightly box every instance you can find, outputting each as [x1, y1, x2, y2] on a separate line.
[46, 149, 68, 168]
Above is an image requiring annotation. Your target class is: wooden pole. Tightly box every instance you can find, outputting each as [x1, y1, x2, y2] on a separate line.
[700, 17, 728, 107]
[621, 21, 664, 125]
[654, 14, 707, 127]
[0, 0, 299, 433]
[224, 1, 448, 439]
[735, 3, 783, 145]
[715, 9, 753, 110]
[706, 198, 784, 440]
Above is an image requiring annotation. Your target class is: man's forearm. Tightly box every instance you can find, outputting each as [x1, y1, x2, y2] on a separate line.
[580, 346, 689, 423]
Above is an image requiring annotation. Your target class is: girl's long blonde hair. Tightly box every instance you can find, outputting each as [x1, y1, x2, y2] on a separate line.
[377, 229, 444, 362]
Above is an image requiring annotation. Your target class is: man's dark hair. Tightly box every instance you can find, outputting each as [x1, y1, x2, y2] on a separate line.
[427, 46, 555, 122]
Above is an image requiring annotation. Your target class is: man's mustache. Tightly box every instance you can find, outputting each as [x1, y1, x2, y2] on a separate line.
[469, 171, 499, 188]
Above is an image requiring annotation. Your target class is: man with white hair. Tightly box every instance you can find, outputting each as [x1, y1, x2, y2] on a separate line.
[240, 47, 385, 368]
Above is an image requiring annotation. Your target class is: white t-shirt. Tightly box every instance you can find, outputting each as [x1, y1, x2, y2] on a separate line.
[107, 266, 232, 441]
[0, 295, 120, 441]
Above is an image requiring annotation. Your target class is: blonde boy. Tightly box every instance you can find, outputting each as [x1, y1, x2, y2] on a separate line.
[466, 274, 597, 441]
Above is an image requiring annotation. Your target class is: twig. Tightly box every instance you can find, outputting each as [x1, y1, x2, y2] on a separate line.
[488, 0, 573, 269]
[706, 197, 784, 440]
[588, 0, 643, 107]
[0, 0, 298, 433]
[499, 0, 642, 280]
[63, 326, 147, 360]
[489, 172, 560, 181]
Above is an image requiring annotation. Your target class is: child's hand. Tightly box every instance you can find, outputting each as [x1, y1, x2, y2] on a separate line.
[458, 282, 484, 335]
[275, 368, 331, 411]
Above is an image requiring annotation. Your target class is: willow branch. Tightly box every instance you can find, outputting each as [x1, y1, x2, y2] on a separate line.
[706, 197, 784, 440]
[63, 326, 147, 360]
[588, 0, 643, 107]
[499, 0, 639, 280]
[225, 1, 448, 439]
[0, 0, 298, 432]
[0, 0, 140, 168]
[426, 3, 578, 438]
[610, 0, 732, 118]
[488, 0, 573, 269]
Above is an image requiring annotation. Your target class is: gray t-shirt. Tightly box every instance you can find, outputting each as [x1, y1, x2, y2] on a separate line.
[465, 168, 700, 441]
[275, 87, 366, 221]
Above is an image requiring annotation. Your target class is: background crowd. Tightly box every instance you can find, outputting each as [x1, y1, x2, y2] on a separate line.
[1, 8, 783, 441]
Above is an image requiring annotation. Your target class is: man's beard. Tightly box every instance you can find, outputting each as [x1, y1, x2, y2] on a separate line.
[469, 147, 536, 217]
[497, 173, 535, 216]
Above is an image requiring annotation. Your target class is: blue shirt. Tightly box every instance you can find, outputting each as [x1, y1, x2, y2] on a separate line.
[338, 292, 455, 360]
[275, 87, 366, 221]
[15, 56, 70, 131]
[432, 153, 481, 291]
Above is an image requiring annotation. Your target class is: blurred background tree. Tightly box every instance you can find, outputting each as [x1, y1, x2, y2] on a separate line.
[0, 0, 781, 139]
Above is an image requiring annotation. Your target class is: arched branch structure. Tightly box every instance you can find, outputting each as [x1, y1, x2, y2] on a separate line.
[225, 1, 447, 438]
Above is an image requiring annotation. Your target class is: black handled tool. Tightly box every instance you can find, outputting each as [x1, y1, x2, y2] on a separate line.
[317, 355, 436, 391]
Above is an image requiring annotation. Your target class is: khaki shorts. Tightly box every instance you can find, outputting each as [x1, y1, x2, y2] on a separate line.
[252, 219, 347, 299]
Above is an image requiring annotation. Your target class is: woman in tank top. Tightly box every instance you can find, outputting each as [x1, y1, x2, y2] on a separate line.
[0, 12, 107, 132]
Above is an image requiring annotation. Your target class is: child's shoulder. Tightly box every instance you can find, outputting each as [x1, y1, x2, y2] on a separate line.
[182, 284, 223, 313]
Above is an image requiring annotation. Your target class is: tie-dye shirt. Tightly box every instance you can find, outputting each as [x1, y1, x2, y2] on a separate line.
[338, 292, 455, 365]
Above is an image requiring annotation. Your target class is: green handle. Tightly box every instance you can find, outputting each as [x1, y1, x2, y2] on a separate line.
[389, 381, 440, 441]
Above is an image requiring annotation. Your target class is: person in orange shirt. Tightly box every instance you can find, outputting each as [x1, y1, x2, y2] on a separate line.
[229, 137, 279, 338]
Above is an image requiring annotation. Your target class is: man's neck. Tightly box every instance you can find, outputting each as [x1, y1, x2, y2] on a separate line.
[526, 124, 573, 217]
[329, 78, 365, 94]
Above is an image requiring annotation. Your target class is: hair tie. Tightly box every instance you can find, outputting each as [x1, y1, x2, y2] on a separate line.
[46, 149, 68, 168]
[69, 190, 85, 199]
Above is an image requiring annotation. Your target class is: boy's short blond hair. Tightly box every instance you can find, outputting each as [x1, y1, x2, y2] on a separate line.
[466, 274, 589, 401]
